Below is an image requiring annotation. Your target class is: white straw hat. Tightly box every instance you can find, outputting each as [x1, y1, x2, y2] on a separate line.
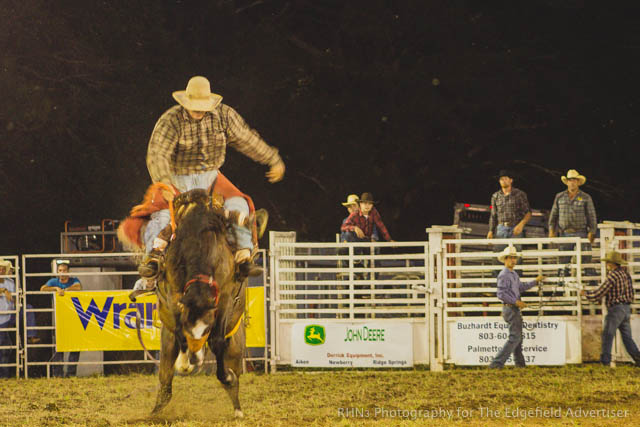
[341, 194, 360, 206]
[497, 245, 520, 262]
[561, 169, 586, 186]
[172, 76, 223, 112]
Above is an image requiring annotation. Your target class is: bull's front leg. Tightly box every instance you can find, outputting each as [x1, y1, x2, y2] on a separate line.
[151, 327, 179, 415]
[222, 326, 245, 418]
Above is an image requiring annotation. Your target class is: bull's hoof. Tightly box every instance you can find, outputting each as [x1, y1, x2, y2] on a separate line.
[235, 409, 244, 418]
[151, 393, 172, 415]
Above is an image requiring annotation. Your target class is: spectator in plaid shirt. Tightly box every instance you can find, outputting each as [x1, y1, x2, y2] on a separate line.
[487, 170, 532, 240]
[140, 76, 285, 276]
[341, 193, 392, 242]
[548, 169, 597, 279]
[581, 251, 640, 367]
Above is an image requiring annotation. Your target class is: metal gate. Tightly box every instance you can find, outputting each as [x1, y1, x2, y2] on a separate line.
[269, 239, 430, 370]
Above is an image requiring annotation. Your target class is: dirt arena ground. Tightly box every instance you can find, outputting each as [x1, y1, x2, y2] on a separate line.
[1, 365, 638, 426]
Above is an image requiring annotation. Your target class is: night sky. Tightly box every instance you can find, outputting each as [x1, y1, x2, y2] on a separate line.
[2, 1, 639, 255]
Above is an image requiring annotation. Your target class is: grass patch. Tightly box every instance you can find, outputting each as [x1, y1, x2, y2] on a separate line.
[0, 365, 638, 426]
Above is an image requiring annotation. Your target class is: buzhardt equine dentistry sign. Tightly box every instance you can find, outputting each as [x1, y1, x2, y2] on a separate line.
[449, 319, 566, 365]
[291, 323, 413, 367]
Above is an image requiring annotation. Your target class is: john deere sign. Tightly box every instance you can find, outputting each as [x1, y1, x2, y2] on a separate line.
[292, 322, 413, 368]
[304, 325, 325, 345]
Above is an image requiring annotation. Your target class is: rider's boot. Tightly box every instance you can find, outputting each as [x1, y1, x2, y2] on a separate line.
[235, 248, 263, 277]
[139, 247, 166, 279]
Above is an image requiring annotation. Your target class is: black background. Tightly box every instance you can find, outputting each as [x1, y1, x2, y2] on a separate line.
[2, 0, 639, 254]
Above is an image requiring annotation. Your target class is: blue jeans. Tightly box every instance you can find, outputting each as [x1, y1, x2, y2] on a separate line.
[9, 304, 38, 339]
[0, 321, 13, 378]
[144, 170, 252, 252]
[558, 231, 596, 281]
[600, 303, 640, 366]
[494, 224, 524, 250]
[490, 305, 526, 368]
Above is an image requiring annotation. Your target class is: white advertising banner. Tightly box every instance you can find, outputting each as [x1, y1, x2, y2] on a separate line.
[291, 322, 413, 368]
[449, 319, 566, 365]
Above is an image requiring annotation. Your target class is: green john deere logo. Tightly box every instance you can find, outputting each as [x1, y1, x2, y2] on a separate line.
[304, 325, 325, 345]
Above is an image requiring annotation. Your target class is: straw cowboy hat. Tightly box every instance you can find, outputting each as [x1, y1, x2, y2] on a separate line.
[0, 259, 13, 271]
[561, 169, 586, 186]
[602, 251, 627, 266]
[172, 76, 223, 112]
[359, 193, 377, 204]
[341, 194, 360, 206]
[497, 245, 520, 262]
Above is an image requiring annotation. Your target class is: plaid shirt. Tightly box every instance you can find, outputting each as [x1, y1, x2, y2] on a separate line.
[548, 190, 597, 234]
[146, 104, 281, 184]
[586, 267, 635, 308]
[488, 188, 531, 234]
[341, 207, 391, 241]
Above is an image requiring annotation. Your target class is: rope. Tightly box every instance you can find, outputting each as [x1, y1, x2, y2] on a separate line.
[522, 266, 569, 330]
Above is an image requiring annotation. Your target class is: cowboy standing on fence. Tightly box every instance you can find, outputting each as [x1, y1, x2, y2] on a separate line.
[487, 170, 532, 240]
[134, 76, 285, 277]
[580, 251, 640, 367]
[489, 245, 545, 369]
[548, 169, 597, 278]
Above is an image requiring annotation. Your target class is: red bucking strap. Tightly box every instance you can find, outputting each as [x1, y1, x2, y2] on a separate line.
[183, 274, 220, 305]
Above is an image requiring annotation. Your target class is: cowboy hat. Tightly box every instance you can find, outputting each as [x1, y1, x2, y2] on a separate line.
[602, 251, 627, 266]
[497, 169, 515, 179]
[359, 192, 377, 204]
[561, 169, 586, 186]
[497, 245, 520, 262]
[341, 194, 360, 206]
[0, 259, 13, 270]
[172, 76, 223, 112]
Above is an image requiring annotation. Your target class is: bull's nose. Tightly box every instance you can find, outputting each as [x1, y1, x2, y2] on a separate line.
[186, 335, 208, 353]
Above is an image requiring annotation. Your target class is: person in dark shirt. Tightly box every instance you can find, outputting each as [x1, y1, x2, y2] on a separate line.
[581, 251, 640, 367]
[487, 170, 531, 240]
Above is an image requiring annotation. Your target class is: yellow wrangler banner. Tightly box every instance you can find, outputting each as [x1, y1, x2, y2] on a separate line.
[55, 288, 266, 351]
[55, 291, 161, 352]
[245, 287, 265, 347]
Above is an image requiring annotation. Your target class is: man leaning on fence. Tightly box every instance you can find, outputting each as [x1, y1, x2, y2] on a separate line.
[548, 169, 597, 279]
[489, 245, 545, 369]
[580, 251, 640, 367]
[41, 261, 82, 377]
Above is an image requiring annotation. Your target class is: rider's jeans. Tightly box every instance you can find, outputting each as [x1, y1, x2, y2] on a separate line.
[143, 170, 252, 253]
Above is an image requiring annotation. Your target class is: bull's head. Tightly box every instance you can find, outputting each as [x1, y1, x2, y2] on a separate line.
[174, 276, 219, 374]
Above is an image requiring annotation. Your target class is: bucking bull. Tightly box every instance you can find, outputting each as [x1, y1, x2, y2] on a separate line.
[121, 188, 251, 418]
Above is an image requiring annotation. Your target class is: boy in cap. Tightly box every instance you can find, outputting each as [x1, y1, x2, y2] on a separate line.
[341, 193, 392, 242]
